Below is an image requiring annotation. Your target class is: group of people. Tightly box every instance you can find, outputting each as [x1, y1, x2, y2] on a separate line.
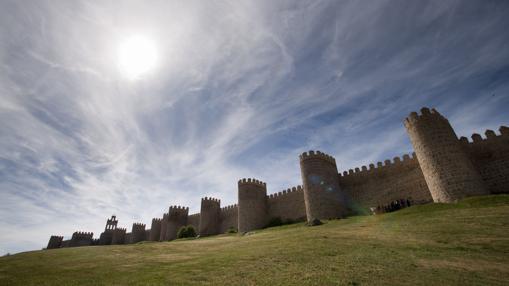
[371, 198, 413, 215]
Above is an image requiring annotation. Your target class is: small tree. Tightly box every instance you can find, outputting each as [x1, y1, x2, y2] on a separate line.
[177, 225, 197, 239]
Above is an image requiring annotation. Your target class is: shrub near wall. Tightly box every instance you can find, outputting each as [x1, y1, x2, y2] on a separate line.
[177, 226, 197, 239]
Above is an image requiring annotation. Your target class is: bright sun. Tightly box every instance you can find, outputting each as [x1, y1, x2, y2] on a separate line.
[117, 35, 158, 80]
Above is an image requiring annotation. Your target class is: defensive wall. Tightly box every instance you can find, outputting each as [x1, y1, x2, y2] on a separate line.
[339, 153, 433, 209]
[46, 107, 508, 249]
[267, 186, 306, 222]
[461, 127, 509, 194]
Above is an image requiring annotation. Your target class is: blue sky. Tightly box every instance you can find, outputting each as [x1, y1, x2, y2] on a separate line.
[1, 0, 508, 254]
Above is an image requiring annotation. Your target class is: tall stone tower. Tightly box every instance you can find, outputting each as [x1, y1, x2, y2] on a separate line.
[159, 213, 168, 241]
[300, 150, 347, 222]
[404, 107, 488, 202]
[99, 215, 118, 245]
[165, 206, 188, 241]
[111, 228, 126, 244]
[131, 223, 146, 244]
[238, 178, 267, 233]
[47, 235, 63, 249]
[149, 218, 162, 241]
[199, 197, 220, 236]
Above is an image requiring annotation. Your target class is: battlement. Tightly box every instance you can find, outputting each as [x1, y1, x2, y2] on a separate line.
[114, 227, 126, 232]
[238, 178, 267, 188]
[268, 185, 303, 199]
[201, 197, 221, 204]
[71, 231, 93, 239]
[132, 223, 145, 233]
[47, 235, 64, 249]
[459, 126, 509, 144]
[220, 204, 238, 217]
[339, 153, 417, 178]
[152, 218, 162, 223]
[169, 205, 189, 212]
[404, 107, 448, 127]
[221, 204, 238, 211]
[299, 150, 336, 165]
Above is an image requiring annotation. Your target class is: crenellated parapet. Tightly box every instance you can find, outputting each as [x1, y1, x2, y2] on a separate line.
[71, 231, 93, 240]
[459, 126, 509, 145]
[201, 196, 221, 205]
[132, 222, 146, 230]
[339, 153, 418, 180]
[221, 204, 238, 212]
[404, 107, 448, 126]
[458, 125, 509, 194]
[69, 231, 93, 247]
[299, 150, 336, 166]
[238, 178, 267, 188]
[267, 185, 303, 200]
[169, 205, 189, 213]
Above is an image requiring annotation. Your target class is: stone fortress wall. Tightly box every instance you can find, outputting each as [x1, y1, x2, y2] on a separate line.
[46, 107, 509, 249]
[339, 153, 433, 209]
[267, 186, 306, 222]
[219, 204, 238, 233]
[462, 127, 509, 194]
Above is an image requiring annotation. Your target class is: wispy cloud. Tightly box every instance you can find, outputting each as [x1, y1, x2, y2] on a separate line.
[1, 0, 508, 254]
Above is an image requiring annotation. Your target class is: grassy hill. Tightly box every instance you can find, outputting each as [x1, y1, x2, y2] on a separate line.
[1, 195, 509, 286]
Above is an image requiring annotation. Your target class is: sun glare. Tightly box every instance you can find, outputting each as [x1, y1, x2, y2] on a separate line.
[117, 35, 158, 80]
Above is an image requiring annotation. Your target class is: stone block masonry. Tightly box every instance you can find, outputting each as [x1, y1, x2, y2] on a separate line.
[405, 108, 488, 202]
[46, 107, 509, 248]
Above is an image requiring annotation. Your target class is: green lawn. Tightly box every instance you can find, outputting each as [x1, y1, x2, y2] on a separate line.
[1, 195, 509, 286]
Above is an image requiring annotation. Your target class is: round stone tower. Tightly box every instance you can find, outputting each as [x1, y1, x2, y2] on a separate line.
[131, 223, 146, 244]
[238, 178, 267, 233]
[404, 107, 488, 202]
[199, 197, 221, 236]
[149, 218, 162, 241]
[165, 206, 189, 241]
[299, 150, 347, 222]
[159, 213, 168, 241]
